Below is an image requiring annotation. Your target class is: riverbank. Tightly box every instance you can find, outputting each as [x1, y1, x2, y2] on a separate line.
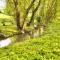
[0, 18, 60, 60]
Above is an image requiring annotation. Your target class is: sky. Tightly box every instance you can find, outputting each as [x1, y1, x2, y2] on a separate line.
[0, 0, 6, 10]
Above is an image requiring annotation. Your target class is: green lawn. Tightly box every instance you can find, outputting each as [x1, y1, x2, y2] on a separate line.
[0, 18, 60, 60]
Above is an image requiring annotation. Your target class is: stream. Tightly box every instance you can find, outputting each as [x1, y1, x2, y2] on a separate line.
[0, 38, 12, 48]
[0, 33, 31, 48]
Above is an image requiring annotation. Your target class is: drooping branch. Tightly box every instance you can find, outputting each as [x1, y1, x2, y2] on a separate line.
[27, 0, 41, 26]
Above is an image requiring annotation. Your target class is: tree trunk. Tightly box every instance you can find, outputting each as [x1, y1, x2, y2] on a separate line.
[13, 0, 21, 31]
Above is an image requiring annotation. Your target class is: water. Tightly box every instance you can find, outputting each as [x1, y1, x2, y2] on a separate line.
[0, 31, 40, 48]
[0, 38, 12, 48]
[0, 34, 28, 48]
[0, 34, 29, 48]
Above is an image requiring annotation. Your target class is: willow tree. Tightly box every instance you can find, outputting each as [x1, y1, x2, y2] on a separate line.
[5, 0, 35, 32]
[45, 0, 57, 25]
[4, 0, 57, 38]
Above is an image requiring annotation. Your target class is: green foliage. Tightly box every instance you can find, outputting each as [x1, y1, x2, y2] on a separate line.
[0, 14, 17, 36]
[0, 0, 60, 60]
[0, 18, 60, 60]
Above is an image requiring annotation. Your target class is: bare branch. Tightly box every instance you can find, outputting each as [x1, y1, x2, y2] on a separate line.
[20, 0, 36, 30]
[27, 0, 41, 26]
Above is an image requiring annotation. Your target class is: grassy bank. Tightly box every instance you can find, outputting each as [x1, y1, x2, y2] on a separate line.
[0, 18, 60, 60]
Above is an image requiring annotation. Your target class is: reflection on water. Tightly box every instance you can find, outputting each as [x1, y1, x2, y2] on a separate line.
[0, 33, 31, 48]
[0, 38, 12, 48]
[12, 33, 31, 42]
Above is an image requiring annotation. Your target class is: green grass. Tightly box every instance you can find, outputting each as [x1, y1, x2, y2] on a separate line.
[0, 18, 60, 60]
[0, 13, 13, 19]
[0, 2, 60, 59]
[0, 13, 17, 36]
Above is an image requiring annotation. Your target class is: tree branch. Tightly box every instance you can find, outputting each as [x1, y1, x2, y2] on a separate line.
[20, 0, 36, 30]
[27, 0, 41, 26]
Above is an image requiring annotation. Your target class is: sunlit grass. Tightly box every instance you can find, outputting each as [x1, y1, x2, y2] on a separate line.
[0, 13, 13, 19]
[0, 17, 60, 60]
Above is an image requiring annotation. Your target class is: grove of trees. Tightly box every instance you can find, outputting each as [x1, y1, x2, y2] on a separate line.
[0, 0, 57, 39]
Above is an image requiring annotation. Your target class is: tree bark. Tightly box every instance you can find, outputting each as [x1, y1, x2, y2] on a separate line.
[13, 0, 21, 31]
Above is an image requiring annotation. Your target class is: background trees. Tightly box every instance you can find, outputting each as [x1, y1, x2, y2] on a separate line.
[0, 0, 57, 38]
